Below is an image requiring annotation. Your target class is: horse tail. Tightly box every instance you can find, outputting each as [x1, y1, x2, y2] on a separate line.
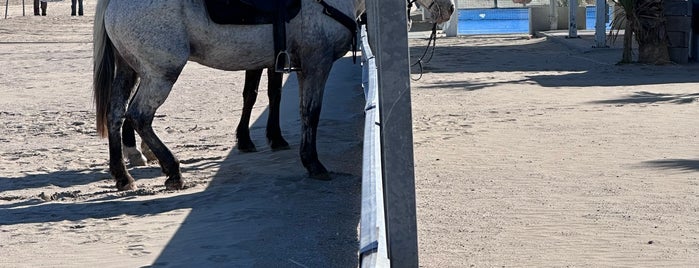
[93, 0, 113, 138]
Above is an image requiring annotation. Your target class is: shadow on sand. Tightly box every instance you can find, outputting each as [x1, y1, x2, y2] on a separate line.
[0, 57, 364, 267]
[642, 159, 699, 172]
[409, 37, 699, 91]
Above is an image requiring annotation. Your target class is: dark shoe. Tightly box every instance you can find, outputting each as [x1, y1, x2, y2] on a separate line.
[40, 1, 46, 16]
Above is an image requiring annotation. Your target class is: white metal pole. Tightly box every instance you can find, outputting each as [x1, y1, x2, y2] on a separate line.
[444, 1, 458, 37]
[549, 0, 557, 30]
[594, 0, 607, 47]
[568, 0, 578, 38]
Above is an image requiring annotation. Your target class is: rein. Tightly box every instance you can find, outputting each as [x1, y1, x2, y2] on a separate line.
[410, 23, 437, 81]
[408, 0, 439, 80]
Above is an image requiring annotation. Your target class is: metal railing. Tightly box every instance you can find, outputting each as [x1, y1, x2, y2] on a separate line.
[358, 24, 390, 268]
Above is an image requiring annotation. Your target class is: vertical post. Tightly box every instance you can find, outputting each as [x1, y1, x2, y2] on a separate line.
[568, 0, 578, 38]
[5, 0, 9, 19]
[549, 0, 558, 30]
[366, 0, 419, 267]
[444, 1, 458, 37]
[594, 0, 607, 47]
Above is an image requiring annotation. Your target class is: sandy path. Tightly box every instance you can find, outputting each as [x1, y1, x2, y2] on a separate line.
[1, 2, 363, 267]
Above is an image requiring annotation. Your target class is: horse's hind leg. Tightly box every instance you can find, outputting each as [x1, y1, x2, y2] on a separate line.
[128, 76, 184, 190]
[236, 69, 263, 152]
[107, 61, 139, 190]
[266, 69, 289, 151]
[297, 65, 332, 180]
[122, 121, 148, 166]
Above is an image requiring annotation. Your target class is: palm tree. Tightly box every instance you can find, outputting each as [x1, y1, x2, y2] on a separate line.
[610, 0, 670, 64]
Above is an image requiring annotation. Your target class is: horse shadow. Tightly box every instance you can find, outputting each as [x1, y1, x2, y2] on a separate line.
[0, 57, 363, 267]
[642, 159, 699, 172]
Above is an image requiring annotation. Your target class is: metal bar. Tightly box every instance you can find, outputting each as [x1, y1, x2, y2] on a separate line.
[365, 0, 419, 267]
[568, 0, 578, 38]
[359, 25, 390, 268]
[549, 0, 558, 30]
[444, 1, 458, 37]
[594, 0, 608, 47]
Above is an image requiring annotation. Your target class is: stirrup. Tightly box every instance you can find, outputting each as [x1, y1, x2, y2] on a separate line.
[275, 51, 298, 73]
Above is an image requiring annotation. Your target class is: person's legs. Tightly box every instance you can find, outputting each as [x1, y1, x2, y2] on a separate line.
[71, 0, 83, 16]
[33, 0, 40, 15]
[40, 1, 47, 16]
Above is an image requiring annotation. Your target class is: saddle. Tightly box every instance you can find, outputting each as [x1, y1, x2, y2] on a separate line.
[204, 0, 302, 72]
[204, 0, 300, 25]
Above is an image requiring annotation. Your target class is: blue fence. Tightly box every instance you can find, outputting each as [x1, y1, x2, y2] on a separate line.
[458, 6, 613, 35]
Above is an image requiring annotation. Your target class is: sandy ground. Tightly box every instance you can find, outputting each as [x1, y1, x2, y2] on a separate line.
[1, 1, 699, 267]
[1, 1, 363, 267]
[410, 34, 699, 266]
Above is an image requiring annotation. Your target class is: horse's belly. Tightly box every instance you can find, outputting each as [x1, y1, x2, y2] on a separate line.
[186, 21, 276, 71]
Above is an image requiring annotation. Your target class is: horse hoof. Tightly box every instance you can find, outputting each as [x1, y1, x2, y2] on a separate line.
[237, 146, 258, 153]
[310, 172, 332, 181]
[237, 139, 257, 153]
[128, 154, 148, 166]
[116, 180, 137, 191]
[270, 139, 290, 151]
[165, 177, 185, 190]
[308, 165, 331, 180]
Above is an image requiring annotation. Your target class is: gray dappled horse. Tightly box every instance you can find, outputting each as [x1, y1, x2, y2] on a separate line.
[94, 0, 455, 191]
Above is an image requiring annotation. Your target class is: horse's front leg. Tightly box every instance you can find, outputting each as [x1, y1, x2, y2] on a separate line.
[236, 69, 263, 152]
[297, 67, 331, 180]
[128, 76, 184, 190]
[266, 68, 289, 151]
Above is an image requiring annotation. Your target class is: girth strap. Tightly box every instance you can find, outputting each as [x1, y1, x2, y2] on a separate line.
[316, 0, 358, 63]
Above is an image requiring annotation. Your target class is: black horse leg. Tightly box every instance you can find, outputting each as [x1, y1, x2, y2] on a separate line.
[266, 69, 290, 150]
[107, 62, 138, 190]
[297, 68, 330, 180]
[128, 77, 184, 190]
[236, 69, 263, 152]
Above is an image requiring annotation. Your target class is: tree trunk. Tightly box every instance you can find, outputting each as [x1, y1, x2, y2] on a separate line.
[621, 18, 634, 63]
[635, 0, 670, 64]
